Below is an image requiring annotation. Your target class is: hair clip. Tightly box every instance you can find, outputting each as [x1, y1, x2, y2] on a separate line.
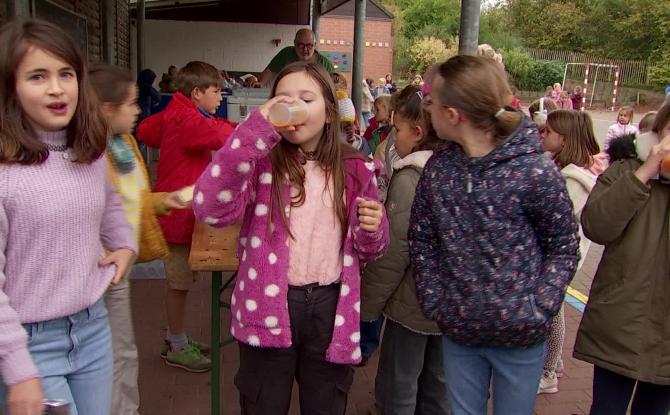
[416, 90, 424, 100]
[494, 108, 506, 119]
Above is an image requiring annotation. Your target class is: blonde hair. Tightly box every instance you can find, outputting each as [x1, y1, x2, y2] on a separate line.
[547, 110, 600, 169]
[433, 55, 521, 142]
[638, 111, 657, 133]
[374, 94, 391, 113]
[618, 105, 634, 122]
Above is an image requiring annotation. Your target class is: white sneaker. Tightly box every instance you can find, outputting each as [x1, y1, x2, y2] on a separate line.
[538, 371, 559, 394]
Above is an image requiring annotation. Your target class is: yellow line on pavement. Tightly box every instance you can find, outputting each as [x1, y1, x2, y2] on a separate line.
[567, 286, 589, 304]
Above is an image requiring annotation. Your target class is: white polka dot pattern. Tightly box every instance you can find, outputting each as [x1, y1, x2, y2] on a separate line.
[230, 138, 240, 149]
[259, 173, 272, 184]
[343, 255, 354, 267]
[340, 284, 350, 297]
[195, 192, 204, 205]
[350, 332, 360, 342]
[248, 335, 260, 346]
[268, 253, 277, 264]
[238, 162, 251, 173]
[264, 316, 278, 327]
[248, 268, 257, 280]
[255, 204, 268, 216]
[245, 299, 258, 311]
[211, 164, 221, 177]
[264, 284, 280, 297]
[203, 216, 218, 225]
[351, 347, 362, 360]
[335, 315, 345, 327]
[217, 190, 232, 203]
[251, 237, 261, 248]
[256, 139, 267, 150]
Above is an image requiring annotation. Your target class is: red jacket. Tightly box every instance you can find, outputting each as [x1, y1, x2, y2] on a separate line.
[136, 92, 236, 244]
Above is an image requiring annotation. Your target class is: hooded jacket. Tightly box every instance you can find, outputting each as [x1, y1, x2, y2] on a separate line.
[192, 111, 390, 364]
[575, 134, 670, 385]
[409, 117, 579, 348]
[136, 92, 236, 243]
[361, 150, 441, 335]
[561, 152, 608, 268]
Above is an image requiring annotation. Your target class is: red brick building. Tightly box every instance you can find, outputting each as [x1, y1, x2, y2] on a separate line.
[319, 0, 394, 90]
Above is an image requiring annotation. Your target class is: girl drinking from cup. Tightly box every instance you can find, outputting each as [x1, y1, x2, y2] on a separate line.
[193, 61, 389, 414]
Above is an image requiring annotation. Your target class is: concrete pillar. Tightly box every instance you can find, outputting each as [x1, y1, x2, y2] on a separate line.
[351, 0, 366, 120]
[8, 0, 31, 18]
[458, 0, 480, 56]
[102, 0, 115, 64]
[136, 0, 145, 72]
[311, 0, 321, 41]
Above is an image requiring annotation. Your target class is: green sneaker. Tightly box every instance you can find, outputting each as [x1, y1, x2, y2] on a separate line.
[161, 336, 211, 359]
[165, 344, 211, 373]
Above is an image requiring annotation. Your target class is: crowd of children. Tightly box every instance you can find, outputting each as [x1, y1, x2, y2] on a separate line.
[1, 16, 670, 415]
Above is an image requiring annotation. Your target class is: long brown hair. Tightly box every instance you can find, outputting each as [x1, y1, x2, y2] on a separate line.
[88, 63, 135, 106]
[652, 100, 670, 134]
[434, 55, 521, 142]
[0, 18, 106, 164]
[269, 61, 362, 238]
[547, 110, 600, 169]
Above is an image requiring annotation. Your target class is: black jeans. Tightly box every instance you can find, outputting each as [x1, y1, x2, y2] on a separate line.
[590, 365, 670, 415]
[375, 319, 450, 415]
[235, 283, 354, 415]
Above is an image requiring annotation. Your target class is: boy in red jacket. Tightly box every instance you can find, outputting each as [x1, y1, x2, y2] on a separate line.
[137, 61, 236, 372]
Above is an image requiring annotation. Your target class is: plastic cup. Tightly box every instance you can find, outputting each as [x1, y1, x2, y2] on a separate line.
[269, 100, 309, 127]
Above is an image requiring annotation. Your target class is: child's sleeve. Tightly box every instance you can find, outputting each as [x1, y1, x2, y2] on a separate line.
[408, 160, 443, 322]
[193, 111, 280, 227]
[523, 157, 579, 317]
[0, 203, 39, 386]
[351, 160, 390, 263]
[604, 124, 617, 150]
[101, 160, 138, 255]
[581, 161, 649, 244]
[181, 115, 237, 153]
[136, 113, 165, 148]
[361, 171, 418, 322]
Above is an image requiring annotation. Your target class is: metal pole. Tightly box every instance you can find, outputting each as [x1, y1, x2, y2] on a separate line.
[311, 0, 321, 41]
[102, 0, 115, 64]
[351, 0, 366, 122]
[136, 0, 146, 73]
[458, 0, 480, 56]
[8, 0, 30, 18]
[590, 65, 600, 108]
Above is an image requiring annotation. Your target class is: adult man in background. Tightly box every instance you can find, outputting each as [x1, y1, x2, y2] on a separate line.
[257, 28, 334, 86]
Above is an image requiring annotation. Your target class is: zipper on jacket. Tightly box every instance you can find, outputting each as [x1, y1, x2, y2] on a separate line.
[466, 173, 473, 193]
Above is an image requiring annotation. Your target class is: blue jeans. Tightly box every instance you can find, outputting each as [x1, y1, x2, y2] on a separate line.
[442, 337, 545, 415]
[362, 112, 372, 130]
[0, 299, 113, 415]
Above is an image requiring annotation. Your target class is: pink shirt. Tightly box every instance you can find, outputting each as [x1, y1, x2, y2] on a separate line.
[288, 161, 343, 286]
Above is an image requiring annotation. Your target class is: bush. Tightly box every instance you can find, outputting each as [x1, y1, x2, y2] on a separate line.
[405, 36, 458, 79]
[502, 49, 564, 91]
[649, 52, 670, 86]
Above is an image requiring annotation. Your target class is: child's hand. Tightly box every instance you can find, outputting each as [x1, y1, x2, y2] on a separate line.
[356, 197, 383, 233]
[635, 134, 670, 184]
[7, 378, 43, 415]
[164, 190, 191, 210]
[99, 248, 136, 285]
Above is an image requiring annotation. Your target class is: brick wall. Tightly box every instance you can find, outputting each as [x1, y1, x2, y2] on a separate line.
[319, 16, 393, 91]
[0, 0, 130, 67]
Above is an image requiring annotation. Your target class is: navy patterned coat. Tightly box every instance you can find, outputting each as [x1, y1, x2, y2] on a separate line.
[408, 118, 579, 348]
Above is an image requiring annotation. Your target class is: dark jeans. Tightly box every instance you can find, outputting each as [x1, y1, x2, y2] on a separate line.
[361, 316, 384, 357]
[590, 365, 670, 415]
[235, 283, 354, 415]
[375, 319, 450, 415]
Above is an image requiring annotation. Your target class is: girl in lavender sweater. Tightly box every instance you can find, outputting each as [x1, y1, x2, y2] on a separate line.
[0, 20, 136, 415]
[193, 61, 389, 414]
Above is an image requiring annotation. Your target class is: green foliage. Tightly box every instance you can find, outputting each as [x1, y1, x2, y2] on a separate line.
[404, 36, 458, 78]
[649, 52, 670, 86]
[402, 0, 461, 42]
[503, 49, 563, 91]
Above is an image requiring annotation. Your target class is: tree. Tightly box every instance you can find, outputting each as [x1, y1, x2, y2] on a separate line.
[405, 36, 458, 77]
[402, 0, 461, 42]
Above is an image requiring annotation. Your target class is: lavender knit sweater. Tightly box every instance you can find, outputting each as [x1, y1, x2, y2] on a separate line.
[0, 130, 136, 386]
[193, 111, 389, 365]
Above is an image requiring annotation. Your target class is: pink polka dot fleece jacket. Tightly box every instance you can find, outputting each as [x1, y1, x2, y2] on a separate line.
[193, 110, 390, 364]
